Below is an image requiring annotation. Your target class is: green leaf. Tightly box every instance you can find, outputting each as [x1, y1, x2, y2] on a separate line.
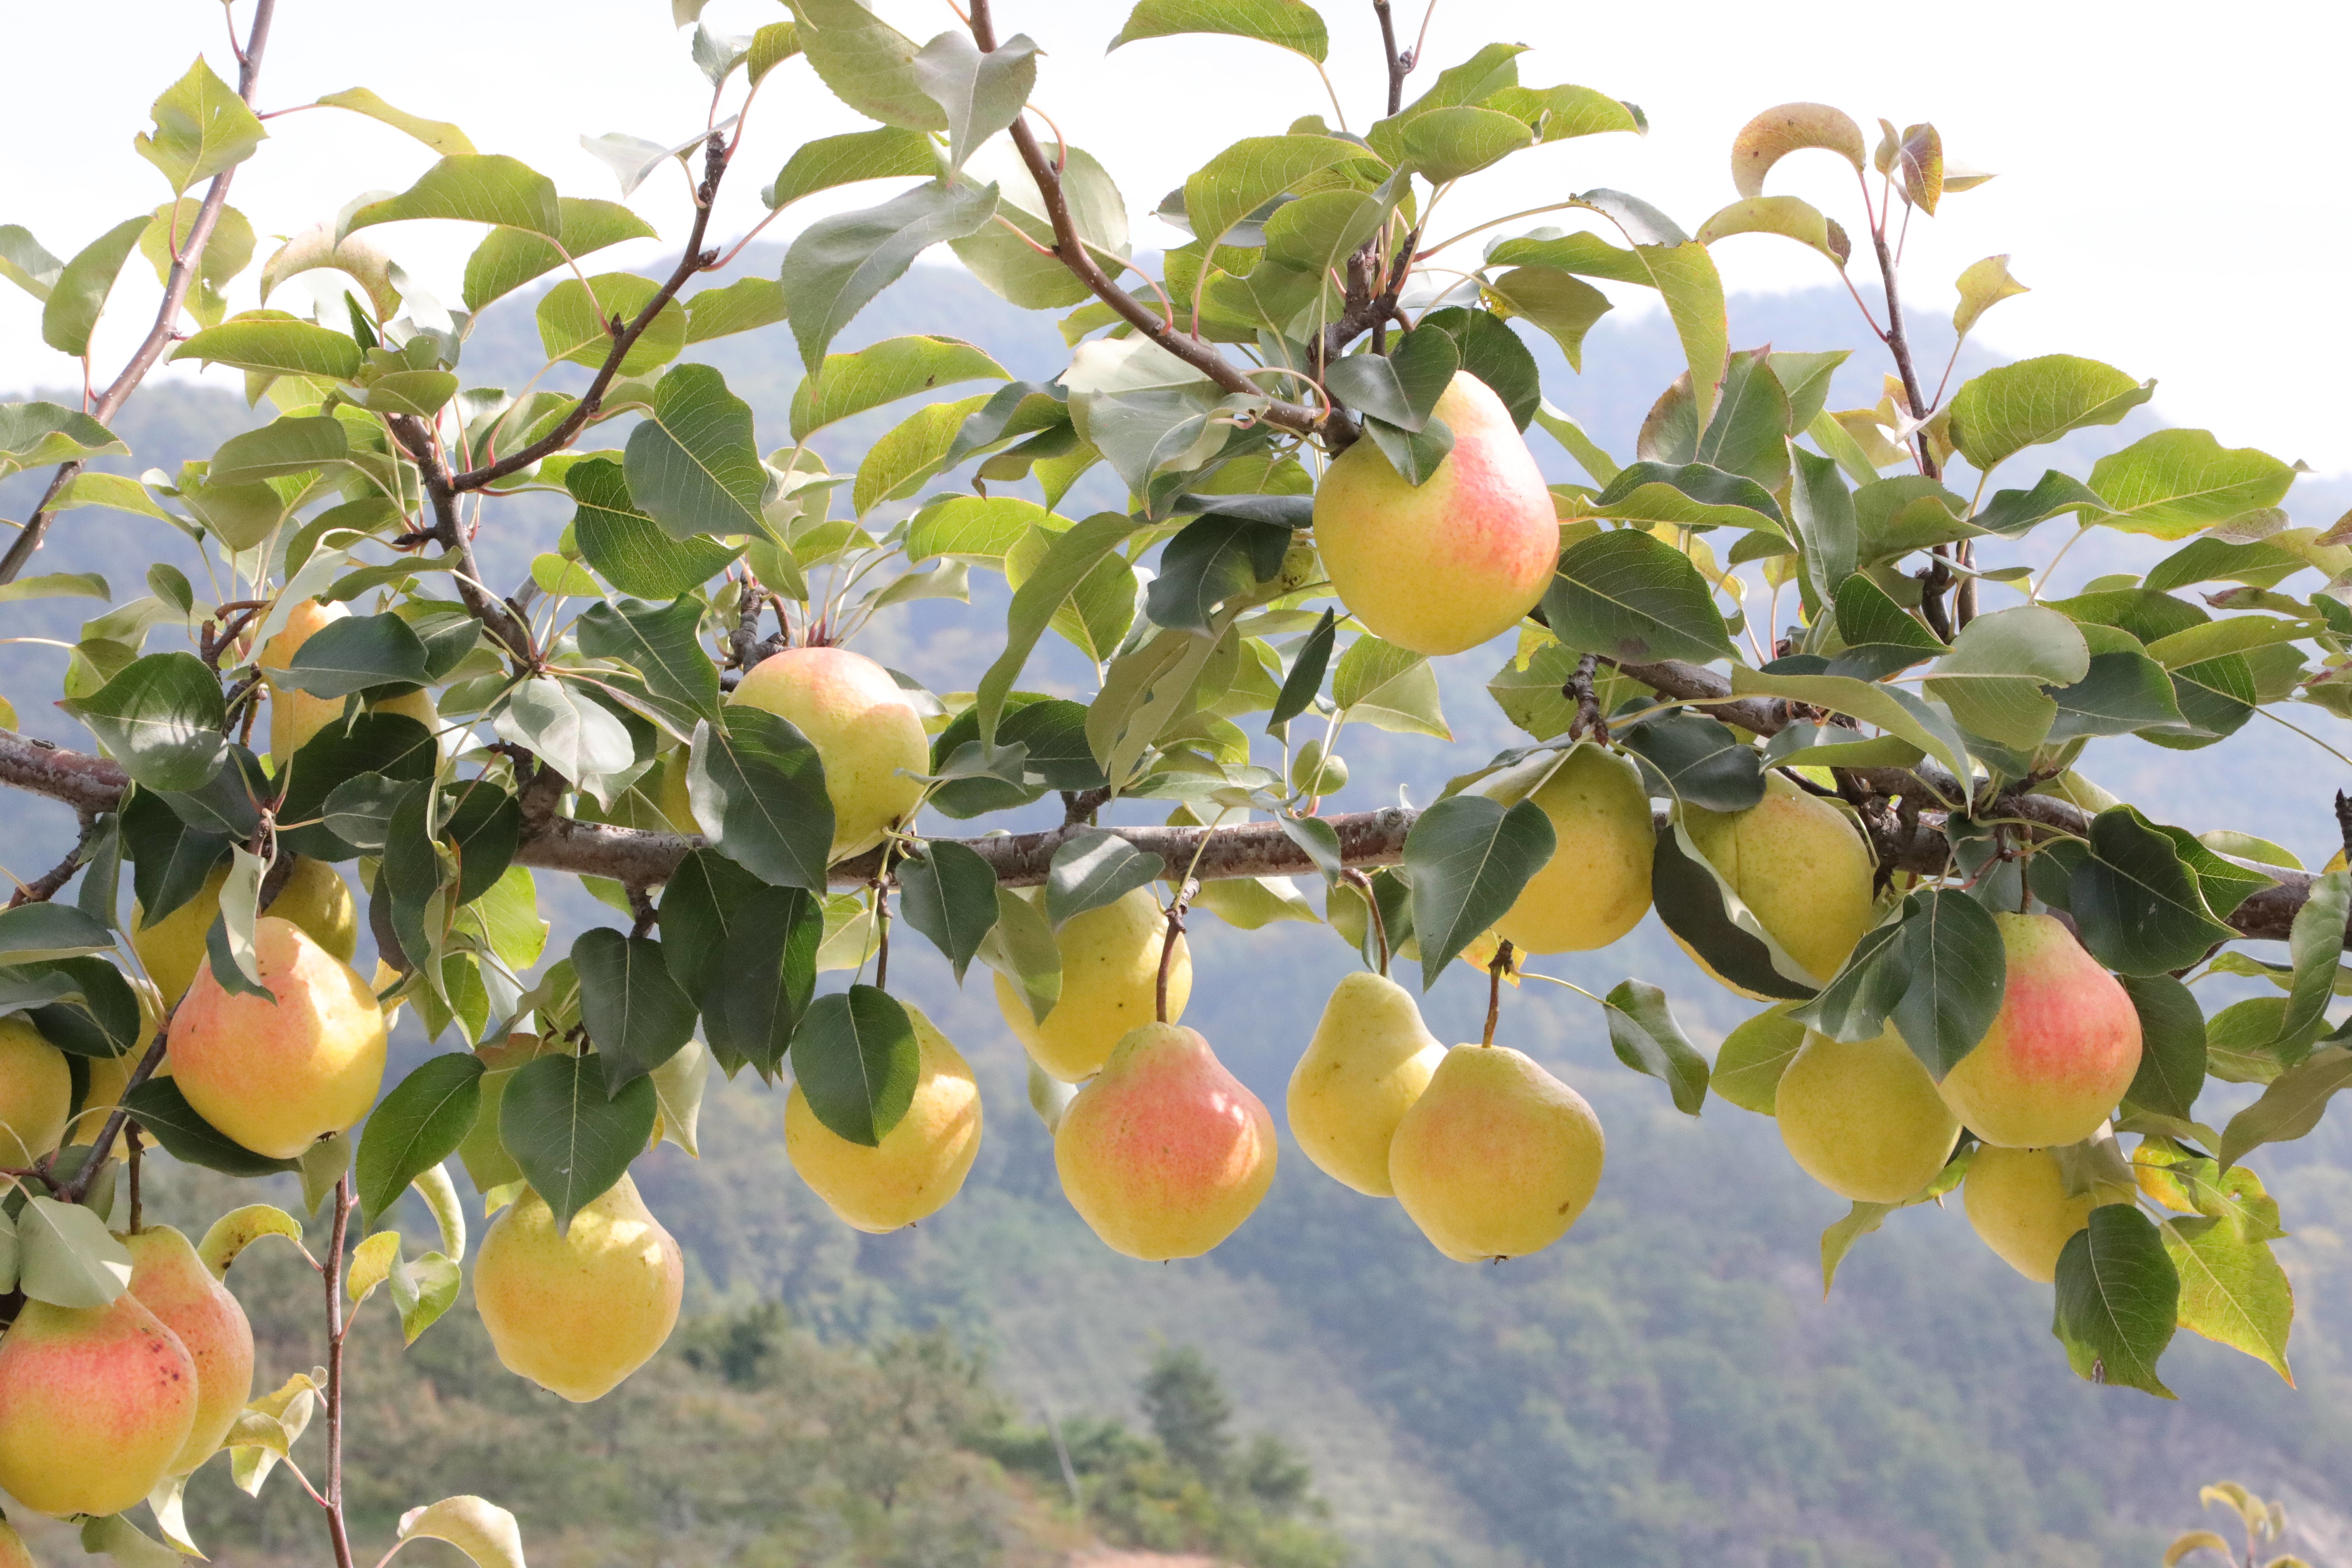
[1045, 829, 1168, 928]
[1694, 194, 1847, 265]
[2052, 1204, 2178, 1397]
[1544, 528, 1736, 665]
[172, 312, 365, 380]
[1712, 1001, 1805, 1114]
[1183, 135, 1379, 252]
[572, 928, 699, 1092]
[0, 402, 128, 479]
[1886, 890, 2006, 1079]
[910, 29, 1036, 175]
[763, 125, 939, 209]
[1404, 795, 1556, 992]
[906, 493, 1048, 566]
[2082, 429, 2296, 540]
[896, 840, 1000, 982]
[1403, 105, 1533, 182]
[1267, 608, 1336, 732]
[1729, 667, 1970, 783]
[2218, 1045, 2352, 1169]
[623, 363, 766, 541]
[1484, 266, 1611, 370]
[2069, 806, 2237, 975]
[1923, 605, 2087, 748]
[1821, 1200, 1898, 1296]
[313, 87, 474, 155]
[41, 216, 150, 357]
[780, 179, 1002, 371]
[15, 1196, 131, 1308]
[134, 57, 266, 194]
[1616, 711, 1762, 812]
[536, 272, 686, 375]
[342, 154, 561, 239]
[577, 597, 722, 720]
[2277, 869, 2349, 1044]
[853, 393, 993, 513]
[791, 983, 920, 1145]
[1945, 354, 2154, 474]
[61, 653, 226, 791]
[2162, 1216, 2294, 1383]
[792, 337, 1010, 441]
[686, 709, 835, 890]
[122, 1077, 300, 1177]
[2119, 974, 2208, 1122]
[461, 197, 658, 312]
[1331, 634, 1449, 739]
[1146, 513, 1291, 632]
[568, 457, 741, 599]
[976, 511, 1139, 740]
[0, 904, 114, 965]
[1589, 461, 1786, 533]
[209, 416, 349, 484]
[793, 0, 949, 130]
[1110, 0, 1328, 60]
[1414, 306, 1541, 430]
[0, 224, 63, 301]
[355, 1055, 484, 1226]
[271, 612, 429, 698]
[680, 275, 789, 344]
[1486, 83, 1644, 144]
[1971, 469, 2106, 537]
[275, 713, 437, 861]
[1602, 979, 1709, 1114]
[493, 677, 635, 794]
[498, 1052, 657, 1235]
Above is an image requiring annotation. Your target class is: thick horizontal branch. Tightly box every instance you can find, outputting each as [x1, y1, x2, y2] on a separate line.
[0, 728, 2310, 943]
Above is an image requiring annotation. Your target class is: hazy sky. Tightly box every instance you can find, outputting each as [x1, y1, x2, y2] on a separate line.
[5, 0, 2347, 476]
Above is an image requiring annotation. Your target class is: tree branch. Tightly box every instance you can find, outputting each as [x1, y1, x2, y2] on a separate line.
[965, 0, 1330, 440]
[0, 0, 280, 586]
[387, 415, 536, 661]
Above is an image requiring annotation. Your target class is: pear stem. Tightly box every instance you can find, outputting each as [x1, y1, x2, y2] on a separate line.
[1156, 898, 1188, 1024]
[872, 878, 891, 993]
[1482, 940, 1514, 1048]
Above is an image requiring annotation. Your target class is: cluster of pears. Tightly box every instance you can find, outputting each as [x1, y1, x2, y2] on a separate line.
[0, 1224, 254, 1521]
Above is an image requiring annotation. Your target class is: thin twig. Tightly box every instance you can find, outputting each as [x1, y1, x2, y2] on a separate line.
[323, 1174, 357, 1568]
[6, 809, 97, 908]
[1482, 939, 1513, 1048]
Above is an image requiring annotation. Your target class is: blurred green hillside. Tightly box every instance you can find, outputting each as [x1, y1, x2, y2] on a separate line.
[6, 265, 2352, 1567]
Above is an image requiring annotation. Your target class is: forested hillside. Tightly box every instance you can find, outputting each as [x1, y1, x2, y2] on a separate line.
[7, 266, 2351, 1568]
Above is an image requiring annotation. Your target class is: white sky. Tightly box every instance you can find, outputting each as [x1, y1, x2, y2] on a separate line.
[4, 0, 2347, 475]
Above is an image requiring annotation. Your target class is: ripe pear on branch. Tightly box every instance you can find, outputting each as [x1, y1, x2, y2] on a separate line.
[260, 599, 436, 758]
[728, 644, 927, 862]
[168, 914, 388, 1160]
[123, 1223, 256, 1475]
[1389, 1041, 1606, 1264]
[131, 855, 357, 1008]
[1288, 971, 1444, 1197]
[997, 886, 1190, 1083]
[473, 1175, 684, 1403]
[0, 1292, 198, 1518]
[1492, 746, 1656, 955]
[1774, 1027, 1960, 1204]
[0, 1016, 70, 1167]
[1674, 775, 1877, 995]
[787, 1003, 983, 1232]
[1937, 913, 2141, 1149]
[1312, 371, 1560, 657]
[1965, 1144, 2140, 1282]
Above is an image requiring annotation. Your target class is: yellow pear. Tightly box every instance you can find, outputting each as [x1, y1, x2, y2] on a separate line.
[0, 1293, 197, 1518]
[1312, 371, 1560, 656]
[472, 1174, 684, 1402]
[0, 1517, 32, 1568]
[1938, 912, 2142, 1149]
[786, 1003, 982, 1231]
[75, 1048, 138, 1133]
[1055, 1022, 1276, 1260]
[132, 856, 358, 1008]
[122, 1225, 254, 1475]
[1674, 775, 1876, 996]
[1774, 1027, 1960, 1203]
[260, 601, 438, 758]
[995, 887, 1190, 1083]
[1964, 1143, 2139, 1282]
[1388, 1044, 1605, 1261]
[167, 916, 387, 1159]
[727, 645, 926, 861]
[1286, 972, 1444, 1197]
[0, 1016, 70, 1167]
[1493, 746, 1656, 954]
[456, 1033, 563, 1194]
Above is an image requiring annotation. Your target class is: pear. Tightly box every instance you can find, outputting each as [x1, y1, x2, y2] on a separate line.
[995, 887, 1189, 1083]
[456, 1032, 564, 1193]
[472, 1174, 683, 1402]
[1774, 1027, 1960, 1203]
[0, 1017, 70, 1167]
[132, 856, 358, 1008]
[75, 1048, 138, 1134]
[1964, 1143, 2140, 1282]
[123, 1225, 254, 1475]
[1312, 370, 1559, 656]
[167, 915, 388, 1160]
[1388, 1045, 1605, 1261]
[786, 1003, 983, 1231]
[1493, 747, 1656, 954]
[1938, 912, 2141, 1148]
[1675, 775, 1876, 996]
[1287, 972, 1444, 1196]
[260, 600, 434, 758]
[727, 645, 927, 861]
[1054, 1022, 1275, 1260]
[0, 1293, 197, 1518]
[0, 1517, 33, 1568]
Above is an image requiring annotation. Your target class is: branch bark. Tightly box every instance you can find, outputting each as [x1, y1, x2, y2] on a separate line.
[0, 0, 280, 586]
